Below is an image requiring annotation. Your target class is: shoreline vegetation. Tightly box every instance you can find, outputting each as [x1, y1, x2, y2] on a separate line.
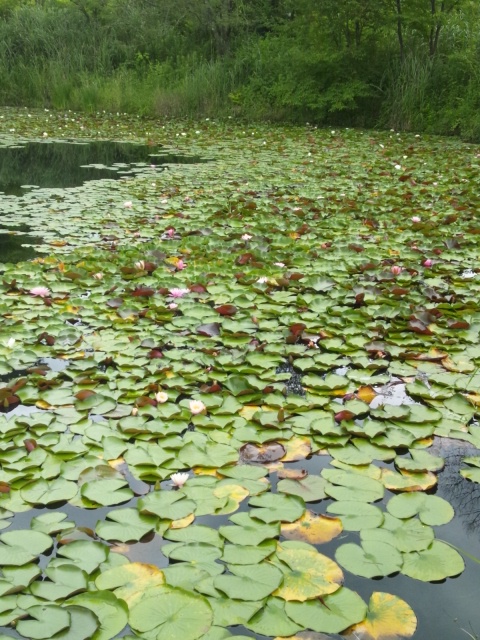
[1, 0, 480, 140]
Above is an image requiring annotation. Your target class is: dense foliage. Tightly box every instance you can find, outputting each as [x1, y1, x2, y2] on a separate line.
[0, 108, 479, 639]
[1, 0, 480, 137]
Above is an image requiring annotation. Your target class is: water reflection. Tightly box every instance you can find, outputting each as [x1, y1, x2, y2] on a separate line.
[0, 140, 204, 196]
[0, 228, 42, 263]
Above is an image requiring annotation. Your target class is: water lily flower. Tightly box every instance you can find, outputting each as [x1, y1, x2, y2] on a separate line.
[156, 391, 169, 403]
[176, 259, 186, 270]
[391, 265, 403, 275]
[189, 399, 206, 414]
[124, 201, 133, 208]
[274, 262, 285, 267]
[394, 164, 402, 170]
[171, 472, 189, 488]
[257, 276, 268, 284]
[169, 288, 190, 298]
[30, 286, 51, 298]
[423, 259, 433, 267]
[3, 338, 15, 349]
[135, 260, 146, 270]
[166, 228, 175, 237]
[169, 302, 178, 309]
[93, 272, 104, 280]
[411, 216, 421, 223]
[242, 233, 252, 241]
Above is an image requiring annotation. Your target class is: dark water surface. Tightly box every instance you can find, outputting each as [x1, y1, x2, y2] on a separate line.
[0, 140, 203, 196]
[0, 139, 206, 262]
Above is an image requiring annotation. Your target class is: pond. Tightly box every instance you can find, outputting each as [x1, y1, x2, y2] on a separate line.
[0, 138, 206, 262]
[0, 110, 479, 640]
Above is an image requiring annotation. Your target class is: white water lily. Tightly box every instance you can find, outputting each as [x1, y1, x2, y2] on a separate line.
[189, 399, 206, 415]
[171, 472, 189, 488]
[3, 338, 15, 349]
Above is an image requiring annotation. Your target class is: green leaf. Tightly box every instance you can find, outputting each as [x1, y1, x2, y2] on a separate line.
[214, 562, 283, 600]
[95, 508, 157, 542]
[335, 541, 403, 578]
[401, 541, 465, 581]
[286, 587, 367, 634]
[386, 493, 454, 526]
[277, 476, 327, 502]
[128, 586, 213, 640]
[67, 590, 128, 640]
[0, 530, 52, 565]
[21, 478, 78, 505]
[16, 605, 70, 639]
[139, 491, 196, 521]
[245, 597, 303, 636]
[219, 512, 280, 545]
[326, 501, 384, 531]
[248, 493, 305, 523]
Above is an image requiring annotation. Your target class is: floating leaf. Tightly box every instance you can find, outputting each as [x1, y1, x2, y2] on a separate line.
[386, 493, 454, 526]
[335, 540, 403, 578]
[67, 590, 128, 640]
[0, 530, 52, 565]
[286, 587, 367, 634]
[95, 508, 158, 542]
[214, 562, 283, 600]
[345, 592, 417, 639]
[128, 586, 213, 640]
[249, 493, 305, 523]
[281, 511, 343, 544]
[16, 605, 70, 639]
[326, 502, 384, 531]
[273, 544, 343, 601]
[401, 541, 464, 581]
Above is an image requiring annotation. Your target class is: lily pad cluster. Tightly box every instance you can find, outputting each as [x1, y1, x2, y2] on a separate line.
[0, 108, 478, 639]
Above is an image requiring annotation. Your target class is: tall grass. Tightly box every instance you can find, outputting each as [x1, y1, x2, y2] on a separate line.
[1, 2, 480, 139]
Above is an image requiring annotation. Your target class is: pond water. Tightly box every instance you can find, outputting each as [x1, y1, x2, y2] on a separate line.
[0, 139, 206, 262]
[0, 120, 479, 640]
[0, 140, 202, 195]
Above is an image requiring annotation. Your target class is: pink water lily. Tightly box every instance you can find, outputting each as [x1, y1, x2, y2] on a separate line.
[176, 259, 187, 270]
[391, 265, 403, 275]
[411, 216, 421, 223]
[30, 286, 51, 298]
[423, 259, 433, 267]
[169, 288, 190, 298]
[242, 233, 252, 241]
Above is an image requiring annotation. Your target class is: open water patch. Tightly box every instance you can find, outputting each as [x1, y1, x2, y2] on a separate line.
[0, 139, 204, 195]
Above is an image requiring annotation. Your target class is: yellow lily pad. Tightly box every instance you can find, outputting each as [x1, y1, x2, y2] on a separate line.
[281, 511, 343, 544]
[344, 591, 417, 639]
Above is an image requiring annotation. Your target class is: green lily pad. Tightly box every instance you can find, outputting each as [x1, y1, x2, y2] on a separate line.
[335, 540, 403, 578]
[214, 562, 283, 601]
[129, 586, 213, 640]
[285, 587, 367, 634]
[386, 493, 454, 526]
[401, 541, 465, 581]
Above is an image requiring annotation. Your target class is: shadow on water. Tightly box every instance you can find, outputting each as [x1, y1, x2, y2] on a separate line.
[0, 140, 205, 196]
[0, 139, 208, 262]
[0, 229, 42, 264]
